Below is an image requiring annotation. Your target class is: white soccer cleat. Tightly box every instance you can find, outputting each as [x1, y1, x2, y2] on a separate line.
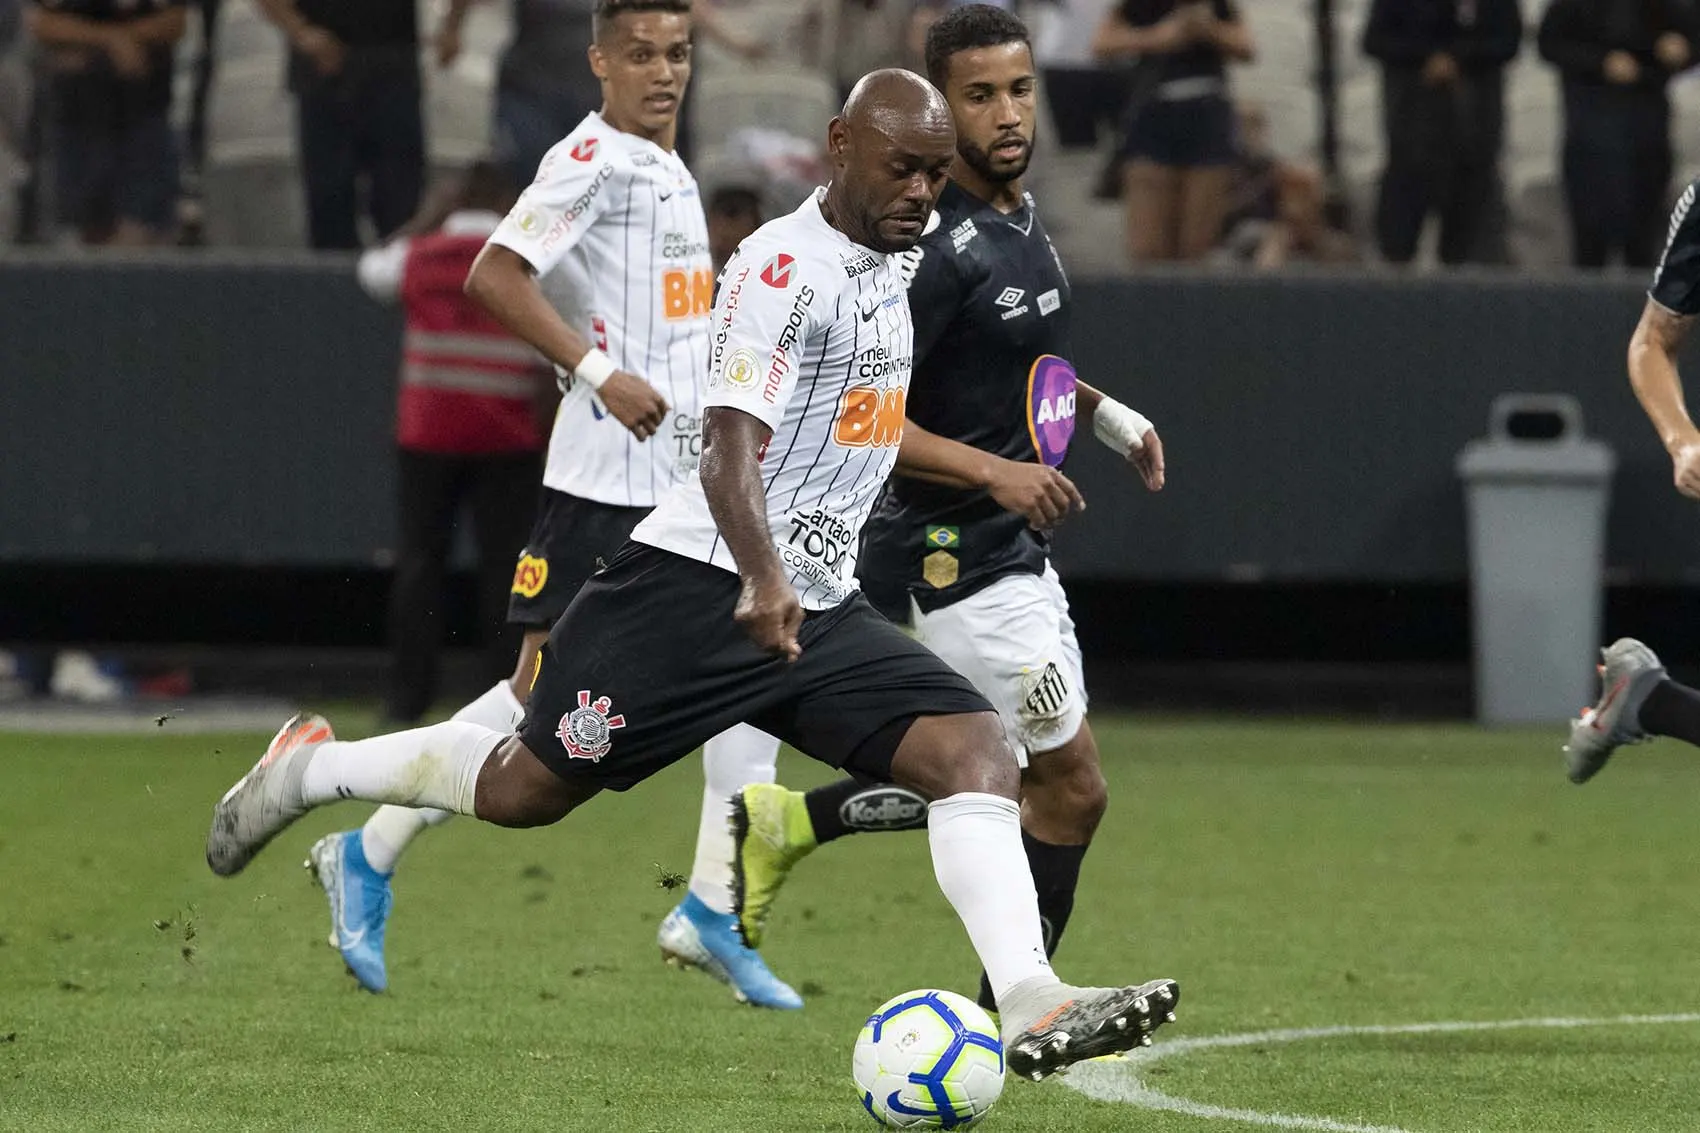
[1565, 639, 1667, 785]
[206, 713, 333, 876]
[998, 976, 1179, 1081]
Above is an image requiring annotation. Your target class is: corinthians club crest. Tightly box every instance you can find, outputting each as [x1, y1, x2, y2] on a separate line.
[557, 690, 626, 761]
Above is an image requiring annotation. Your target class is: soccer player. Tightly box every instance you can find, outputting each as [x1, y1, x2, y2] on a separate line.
[207, 70, 1180, 1081]
[1565, 179, 1700, 782]
[712, 5, 1165, 1016]
[301, 0, 798, 1009]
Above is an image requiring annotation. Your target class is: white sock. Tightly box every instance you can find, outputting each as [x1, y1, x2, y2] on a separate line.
[688, 724, 782, 913]
[301, 721, 501, 815]
[358, 681, 527, 873]
[928, 792, 1058, 1004]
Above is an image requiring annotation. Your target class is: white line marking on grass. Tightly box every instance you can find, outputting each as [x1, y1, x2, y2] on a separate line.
[1061, 1013, 1700, 1132]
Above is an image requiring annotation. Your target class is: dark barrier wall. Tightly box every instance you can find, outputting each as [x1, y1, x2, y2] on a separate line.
[4, 256, 1698, 582]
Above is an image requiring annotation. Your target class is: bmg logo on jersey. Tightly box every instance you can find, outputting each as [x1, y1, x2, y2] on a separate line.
[663, 268, 712, 320]
[832, 386, 906, 448]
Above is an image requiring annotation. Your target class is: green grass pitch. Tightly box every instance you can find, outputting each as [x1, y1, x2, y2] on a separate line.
[4, 714, 1700, 1131]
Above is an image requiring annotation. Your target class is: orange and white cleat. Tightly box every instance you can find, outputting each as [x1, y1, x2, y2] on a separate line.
[1565, 639, 1667, 785]
[206, 713, 334, 876]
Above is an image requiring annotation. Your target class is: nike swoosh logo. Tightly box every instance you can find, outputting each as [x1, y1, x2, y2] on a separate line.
[1590, 677, 1629, 730]
[859, 303, 880, 323]
[658, 189, 675, 201]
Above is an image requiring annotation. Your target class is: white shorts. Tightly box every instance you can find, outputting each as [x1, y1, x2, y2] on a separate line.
[910, 563, 1088, 768]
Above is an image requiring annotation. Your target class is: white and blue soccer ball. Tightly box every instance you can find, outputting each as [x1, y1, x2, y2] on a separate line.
[853, 988, 1005, 1129]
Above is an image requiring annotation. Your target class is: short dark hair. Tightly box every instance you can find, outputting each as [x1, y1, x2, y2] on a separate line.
[593, 0, 691, 43]
[924, 4, 1031, 88]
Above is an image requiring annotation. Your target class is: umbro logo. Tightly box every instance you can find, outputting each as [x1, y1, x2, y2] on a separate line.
[995, 287, 1025, 308]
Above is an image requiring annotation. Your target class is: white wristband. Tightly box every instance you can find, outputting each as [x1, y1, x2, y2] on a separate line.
[572, 348, 617, 391]
[1093, 397, 1152, 457]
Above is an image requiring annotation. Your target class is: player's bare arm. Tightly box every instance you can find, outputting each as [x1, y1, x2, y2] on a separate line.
[1628, 298, 1700, 500]
[699, 407, 803, 660]
[466, 244, 669, 441]
[1077, 381, 1165, 492]
[894, 419, 1084, 529]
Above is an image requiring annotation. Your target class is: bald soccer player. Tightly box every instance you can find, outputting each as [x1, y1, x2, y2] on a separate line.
[205, 70, 1179, 1081]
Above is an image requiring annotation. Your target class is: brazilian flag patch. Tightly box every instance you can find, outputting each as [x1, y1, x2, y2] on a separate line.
[926, 526, 960, 549]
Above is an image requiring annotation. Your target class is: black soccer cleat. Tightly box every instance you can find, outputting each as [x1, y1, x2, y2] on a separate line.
[1003, 978, 1179, 1082]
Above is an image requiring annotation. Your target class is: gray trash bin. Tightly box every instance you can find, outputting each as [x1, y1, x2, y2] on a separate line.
[1456, 395, 1616, 725]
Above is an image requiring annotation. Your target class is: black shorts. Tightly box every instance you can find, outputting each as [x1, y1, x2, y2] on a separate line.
[1118, 94, 1237, 169]
[518, 543, 995, 791]
[507, 489, 651, 628]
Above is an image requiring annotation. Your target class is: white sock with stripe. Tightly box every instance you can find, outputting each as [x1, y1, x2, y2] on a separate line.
[928, 792, 1059, 1005]
[359, 680, 526, 873]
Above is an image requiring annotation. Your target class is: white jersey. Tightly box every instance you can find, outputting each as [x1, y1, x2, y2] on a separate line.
[634, 190, 915, 610]
[488, 112, 713, 507]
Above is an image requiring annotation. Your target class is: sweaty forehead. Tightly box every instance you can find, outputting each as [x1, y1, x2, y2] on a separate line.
[863, 110, 955, 156]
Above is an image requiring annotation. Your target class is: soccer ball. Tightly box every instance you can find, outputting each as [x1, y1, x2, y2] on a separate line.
[853, 989, 1005, 1129]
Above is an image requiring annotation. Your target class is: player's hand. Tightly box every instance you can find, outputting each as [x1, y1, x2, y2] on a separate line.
[1147, 10, 1197, 52]
[598, 371, 670, 441]
[985, 460, 1085, 531]
[434, 22, 463, 68]
[1673, 441, 1700, 500]
[1421, 51, 1460, 86]
[1657, 32, 1691, 70]
[294, 25, 346, 76]
[105, 32, 149, 79]
[1604, 49, 1641, 84]
[1130, 426, 1166, 492]
[735, 570, 804, 662]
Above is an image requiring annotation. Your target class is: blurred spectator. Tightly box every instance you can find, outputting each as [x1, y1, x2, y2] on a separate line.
[1539, 0, 1700, 269]
[357, 161, 551, 726]
[255, 0, 424, 250]
[704, 183, 761, 271]
[1, 0, 26, 240]
[24, 0, 186, 246]
[822, 0, 914, 103]
[1216, 103, 1359, 269]
[1364, 0, 1522, 267]
[437, 0, 600, 190]
[1032, 0, 1130, 151]
[1093, 0, 1255, 263]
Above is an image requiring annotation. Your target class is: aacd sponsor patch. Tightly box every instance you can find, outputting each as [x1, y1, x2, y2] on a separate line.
[511, 554, 549, 599]
[923, 549, 958, 589]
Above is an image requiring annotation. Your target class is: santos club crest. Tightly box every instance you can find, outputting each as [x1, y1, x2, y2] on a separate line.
[557, 690, 626, 761]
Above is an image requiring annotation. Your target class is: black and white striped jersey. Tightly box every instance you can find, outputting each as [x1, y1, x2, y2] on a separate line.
[633, 190, 914, 610]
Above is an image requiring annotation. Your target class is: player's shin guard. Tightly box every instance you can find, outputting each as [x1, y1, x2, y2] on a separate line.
[977, 833, 1087, 1011]
[928, 792, 1055, 1003]
[1640, 679, 1700, 747]
[803, 777, 930, 845]
[300, 721, 500, 816]
[690, 725, 781, 914]
[357, 680, 529, 873]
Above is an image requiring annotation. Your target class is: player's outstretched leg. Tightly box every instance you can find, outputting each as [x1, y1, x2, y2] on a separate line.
[304, 676, 528, 991]
[1565, 638, 1694, 783]
[658, 725, 802, 1009]
[208, 713, 584, 877]
[894, 712, 1178, 1081]
[729, 776, 928, 947]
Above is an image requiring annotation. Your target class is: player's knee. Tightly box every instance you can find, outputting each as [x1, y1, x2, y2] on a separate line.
[1025, 727, 1107, 838]
[890, 711, 1020, 802]
[473, 737, 582, 828]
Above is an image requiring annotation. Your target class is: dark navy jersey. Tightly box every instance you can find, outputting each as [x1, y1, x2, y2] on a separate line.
[1651, 179, 1700, 316]
[856, 180, 1075, 619]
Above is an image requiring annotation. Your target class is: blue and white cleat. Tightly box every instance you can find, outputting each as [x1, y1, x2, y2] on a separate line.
[1566, 638, 1668, 785]
[305, 830, 393, 993]
[657, 892, 804, 1010]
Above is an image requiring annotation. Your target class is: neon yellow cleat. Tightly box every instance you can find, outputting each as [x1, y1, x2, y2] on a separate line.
[729, 783, 819, 948]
